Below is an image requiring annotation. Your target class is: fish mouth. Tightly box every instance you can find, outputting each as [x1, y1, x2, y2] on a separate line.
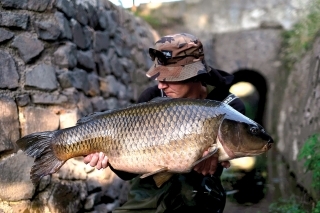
[233, 142, 273, 156]
[265, 141, 273, 150]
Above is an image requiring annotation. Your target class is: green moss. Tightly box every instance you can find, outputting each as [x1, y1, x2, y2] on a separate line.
[281, 0, 320, 70]
[134, 12, 162, 28]
[269, 196, 309, 213]
[270, 133, 320, 213]
[298, 133, 320, 190]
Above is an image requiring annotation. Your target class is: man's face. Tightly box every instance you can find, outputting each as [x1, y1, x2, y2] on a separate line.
[158, 81, 201, 99]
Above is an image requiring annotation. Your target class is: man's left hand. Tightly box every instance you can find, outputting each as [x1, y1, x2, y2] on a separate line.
[193, 151, 230, 175]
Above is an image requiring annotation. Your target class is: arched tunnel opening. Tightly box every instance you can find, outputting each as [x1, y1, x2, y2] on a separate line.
[222, 69, 269, 206]
[231, 69, 268, 126]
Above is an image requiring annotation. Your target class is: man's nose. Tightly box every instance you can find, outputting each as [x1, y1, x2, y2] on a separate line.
[158, 81, 168, 89]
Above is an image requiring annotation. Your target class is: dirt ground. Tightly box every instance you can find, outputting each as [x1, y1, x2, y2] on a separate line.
[224, 190, 272, 213]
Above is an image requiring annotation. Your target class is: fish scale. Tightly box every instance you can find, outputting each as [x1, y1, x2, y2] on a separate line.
[16, 97, 273, 186]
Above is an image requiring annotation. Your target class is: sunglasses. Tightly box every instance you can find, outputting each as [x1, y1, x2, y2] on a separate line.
[149, 48, 168, 65]
[148, 48, 203, 65]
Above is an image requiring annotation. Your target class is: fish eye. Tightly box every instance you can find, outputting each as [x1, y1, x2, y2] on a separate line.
[250, 127, 260, 135]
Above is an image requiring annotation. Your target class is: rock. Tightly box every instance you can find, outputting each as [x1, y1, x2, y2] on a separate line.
[0, 0, 27, 9]
[77, 93, 94, 116]
[57, 158, 87, 181]
[54, 42, 77, 69]
[55, 0, 75, 18]
[20, 106, 59, 136]
[71, 19, 91, 50]
[25, 64, 58, 91]
[75, 3, 88, 25]
[0, 12, 29, 29]
[87, 73, 100, 97]
[0, 28, 14, 43]
[105, 97, 119, 110]
[46, 181, 87, 213]
[93, 31, 110, 52]
[58, 68, 90, 94]
[0, 151, 35, 201]
[11, 32, 44, 63]
[86, 3, 99, 29]
[0, 96, 19, 153]
[109, 54, 124, 78]
[15, 94, 30, 107]
[59, 110, 79, 129]
[77, 50, 95, 71]
[35, 20, 61, 41]
[0, 51, 19, 89]
[97, 51, 113, 77]
[54, 11, 72, 40]
[31, 93, 68, 105]
[27, 0, 51, 12]
[91, 96, 108, 112]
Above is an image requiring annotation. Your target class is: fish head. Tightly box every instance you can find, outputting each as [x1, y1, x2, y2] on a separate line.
[217, 116, 273, 161]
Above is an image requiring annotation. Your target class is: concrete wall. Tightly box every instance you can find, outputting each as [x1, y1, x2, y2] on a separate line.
[139, 0, 311, 36]
[272, 36, 320, 199]
[0, 0, 157, 212]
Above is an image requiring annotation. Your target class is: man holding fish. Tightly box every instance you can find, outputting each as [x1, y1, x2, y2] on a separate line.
[83, 33, 271, 212]
[17, 33, 273, 213]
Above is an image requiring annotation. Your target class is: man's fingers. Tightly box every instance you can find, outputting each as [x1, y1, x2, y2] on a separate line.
[101, 156, 109, 168]
[201, 159, 210, 176]
[194, 153, 220, 176]
[83, 154, 93, 164]
[209, 156, 219, 175]
[95, 152, 105, 170]
[89, 154, 99, 167]
[221, 161, 231, 169]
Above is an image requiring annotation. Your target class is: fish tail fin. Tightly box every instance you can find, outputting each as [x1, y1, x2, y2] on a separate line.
[16, 131, 65, 184]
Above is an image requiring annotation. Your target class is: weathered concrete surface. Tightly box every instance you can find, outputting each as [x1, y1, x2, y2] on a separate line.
[273, 36, 320, 199]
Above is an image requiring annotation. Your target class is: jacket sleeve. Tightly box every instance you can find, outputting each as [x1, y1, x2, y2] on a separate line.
[137, 85, 162, 103]
[109, 85, 161, 180]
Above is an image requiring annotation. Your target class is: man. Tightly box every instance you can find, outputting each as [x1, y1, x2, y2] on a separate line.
[84, 33, 245, 212]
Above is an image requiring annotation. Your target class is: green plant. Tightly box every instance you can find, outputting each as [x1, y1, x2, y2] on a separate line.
[269, 198, 320, 213]
[298, 133, 320, 190]
[313, 202, 320, 213]
[269, 196, 308, 213]
[280, 0, 320, 70]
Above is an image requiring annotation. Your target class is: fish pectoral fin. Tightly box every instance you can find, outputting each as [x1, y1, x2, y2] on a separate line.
[153, 172, 174, 188]
[191, 147, 219, 167]
[140, 167, 168, 179]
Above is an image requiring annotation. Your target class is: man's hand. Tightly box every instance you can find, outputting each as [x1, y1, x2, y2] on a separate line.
[193, 150, 230, 176]
[83, 152, 109, 170]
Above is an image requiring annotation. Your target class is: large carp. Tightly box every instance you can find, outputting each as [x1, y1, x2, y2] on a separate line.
[17, 97, 273, 187]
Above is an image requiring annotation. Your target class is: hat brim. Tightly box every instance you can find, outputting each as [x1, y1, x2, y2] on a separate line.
[146, 61, 208, 82]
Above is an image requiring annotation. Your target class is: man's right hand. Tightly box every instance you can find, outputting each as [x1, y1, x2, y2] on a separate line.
[84, 152, 109, 170]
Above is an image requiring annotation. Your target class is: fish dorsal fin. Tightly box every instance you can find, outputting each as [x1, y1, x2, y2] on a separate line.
[153, 172, 174, 188]
[140, 167, 168, 179]
[76, 110, 115, 125]
[191, 146, 218, 168]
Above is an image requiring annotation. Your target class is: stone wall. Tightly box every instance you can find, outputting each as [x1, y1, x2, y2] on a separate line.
[0, 0, 157, 212]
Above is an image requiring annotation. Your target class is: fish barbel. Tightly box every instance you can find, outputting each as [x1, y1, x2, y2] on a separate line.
[16, 97, 273, 187]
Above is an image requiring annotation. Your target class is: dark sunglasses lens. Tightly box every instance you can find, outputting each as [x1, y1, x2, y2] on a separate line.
[149, 48, 167, 65]
[149, 48, 156, 60]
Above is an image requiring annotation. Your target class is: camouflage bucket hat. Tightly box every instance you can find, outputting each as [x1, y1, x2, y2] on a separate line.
[146, 33, 209, 82]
